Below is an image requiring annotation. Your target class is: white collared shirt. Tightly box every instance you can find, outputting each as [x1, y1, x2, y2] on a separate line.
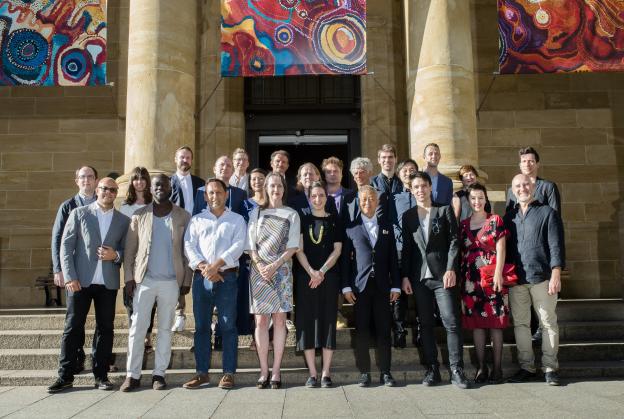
[418, 207, 434, 279]
[176, 173, 193, 214]
[229, 173, 249, 193]
[184, 207, 246, 271]
[91, 202, 114, 285]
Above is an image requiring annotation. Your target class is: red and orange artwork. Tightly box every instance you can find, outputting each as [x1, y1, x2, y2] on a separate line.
[221, 0, 367, 77]
[498, 0, 624, 73]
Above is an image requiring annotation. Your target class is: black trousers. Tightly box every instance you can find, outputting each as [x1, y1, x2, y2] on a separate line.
[354, 279, 392, 374]
[59, 284, 117, 381]
[391, 293, 408, 337]
[413, 279, 463, 369]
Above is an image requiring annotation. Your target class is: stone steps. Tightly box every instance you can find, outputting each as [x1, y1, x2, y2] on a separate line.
[1, 361, 623, 387]
[1, 340, 623, 371]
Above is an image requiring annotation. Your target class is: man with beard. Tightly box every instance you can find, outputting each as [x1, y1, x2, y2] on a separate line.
[120, 175, 192, 391]
[170, 146, 204, 332]
[47, 178, 130, 393]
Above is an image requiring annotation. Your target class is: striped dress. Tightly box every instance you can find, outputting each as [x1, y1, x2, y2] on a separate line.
[247, 206, 300, 314]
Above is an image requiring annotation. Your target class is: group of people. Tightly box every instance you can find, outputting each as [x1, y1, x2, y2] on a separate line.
[46, 142, 565, 394]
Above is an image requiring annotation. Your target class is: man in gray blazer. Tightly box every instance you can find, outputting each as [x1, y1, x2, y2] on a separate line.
[47, 177, 130, 393]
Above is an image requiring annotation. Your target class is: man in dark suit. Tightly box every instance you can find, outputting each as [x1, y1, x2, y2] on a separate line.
[342, 157, 388, 224]
[192, 155, 246, 216]
[342, 185, 401, 387]
[47, 178, 130, 393]
[51, 166, 99, 373]
[371, 144, 402, 195]
[401, 171, 469, 389]
[321, 156, 353, 217]
[423, 143, 454, 205]
[170, 146, 204, 332]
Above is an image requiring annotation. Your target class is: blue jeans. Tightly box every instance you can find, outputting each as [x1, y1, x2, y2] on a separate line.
[192, 270, 238, 374]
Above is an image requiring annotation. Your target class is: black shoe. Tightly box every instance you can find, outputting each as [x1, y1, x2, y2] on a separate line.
[488, 370, 504, 385]
[532, 328, 543, 343]
[392, 332, 407, 349]
[422, 366, 441, 386]
[474, 366, 489, 384]
[94, 378, 114, 391]
[507, 369, 537, 383]
[270, 379, 282, 389]
[321, 376, 333, 388]
[73, 352, 86, 375]
[450, 367, 470, 389]
[380, 372, 396, 387]
[305, 376, 318, 388]
[358, 373, 371, 387]
[213, 336, 223, 351]
[152, 375, 167, 390]
[47, 378, 73, 393]
[256, 376, 269, 389]
[545, 371, 561, 386]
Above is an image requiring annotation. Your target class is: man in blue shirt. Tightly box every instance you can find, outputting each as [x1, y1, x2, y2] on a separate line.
[423, 143, 453, 205]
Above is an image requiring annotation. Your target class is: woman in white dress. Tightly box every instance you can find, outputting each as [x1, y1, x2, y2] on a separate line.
[247, 173, 300, 389]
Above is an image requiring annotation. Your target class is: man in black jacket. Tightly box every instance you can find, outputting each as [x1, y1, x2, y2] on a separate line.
[342, 185, 401, 387]
[401, 172, 469, 389]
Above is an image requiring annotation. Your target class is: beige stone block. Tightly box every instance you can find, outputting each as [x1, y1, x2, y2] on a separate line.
[545, 92, 610, 109]
[567, 221, 619, 243]
[569, 260, 617, 282]
[0, 171, 28, 190]
[609, 128, 624, 145]
[584, 145, 621, 166]
[478, 147, 519, 165]
[49, 189, 77, 209]
[479, 128, 541, 147]
[590, 234, 622, 260]
[599, 280, 623, 298]
[0, 285, 41, 307]
[1, 210, 55, 229]
[516, 74, 570, 92]
[561, 203, 585, 222]
[86, 132, 125, 151]
[0, 98, 35, 117]
[585, 202, 618, 222]
[481, 92, 545, 111]
[0, 191, 6, 209]
[576, 109, 613, 128]
[5, 190, 50, 210]
[542, 165, 617, 183]
[479, 165, 520, 186]
[0, 228, 10, 249]
[569, 72, 623, 91]
[63, 86, 114, 97]
[10, 86, 63, 97]
[53, 152, 113, 172]
[1, 152, 53, 171]
[0, 119, 8, 134]
[561, 280, 599, 299]
[560, 183, 603, 203]
[539, 146, 586, 165]
[9, 229, 52, 249]
[1, 250, 30, 269]
[477, 111, 515, 129]
[540, 128, 608, 146]
[27, 171, 75, 190]
[35, 97, 88, 117]
[565, 240, 591, 261]
[600, 182, 620, 197]
[85, 99, 117, 116]
[8, 118, 59, 134]
[59, 118, 120, 133]
[514, 110, 577, 128]
[0, 133, 85, 153]
[31, 249, 51, 268]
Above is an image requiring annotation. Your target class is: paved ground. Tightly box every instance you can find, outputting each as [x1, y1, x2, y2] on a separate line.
[1, 378, 623, 418]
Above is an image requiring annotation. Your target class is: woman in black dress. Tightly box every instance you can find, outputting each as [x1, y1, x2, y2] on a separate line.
[295, 181, 343, 388]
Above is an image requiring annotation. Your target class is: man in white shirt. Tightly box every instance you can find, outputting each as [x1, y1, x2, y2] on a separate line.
[170, 146, 204, 331]
[183, 178, 246, 390]
[48, 178, 130, 393]
[230, 148, 250, 193]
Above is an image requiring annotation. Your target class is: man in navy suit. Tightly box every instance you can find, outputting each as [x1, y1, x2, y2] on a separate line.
[342, 185, 401, 387]
[371, 144, 402, 195]
[170, 146, 204, 332]
[423, 143, 453, 205]
[321, 156, 352, 217]
[192, 155, 246, 217]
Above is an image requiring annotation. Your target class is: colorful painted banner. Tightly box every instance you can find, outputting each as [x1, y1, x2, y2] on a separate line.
[221, 0, 367, 77]
[498, 0, 624, 74]
[0, 0, 106, 86]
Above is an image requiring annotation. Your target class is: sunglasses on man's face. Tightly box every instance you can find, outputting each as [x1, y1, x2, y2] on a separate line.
[98, 186, 118, 194]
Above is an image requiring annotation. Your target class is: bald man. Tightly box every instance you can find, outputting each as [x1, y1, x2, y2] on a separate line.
[48, 178, 130, 393]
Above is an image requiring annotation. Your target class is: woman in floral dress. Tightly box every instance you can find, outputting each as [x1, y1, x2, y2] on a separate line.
[460, 183, 509, 385]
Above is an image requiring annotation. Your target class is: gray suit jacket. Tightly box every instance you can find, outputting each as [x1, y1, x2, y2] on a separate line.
[60, 204, 130, 290]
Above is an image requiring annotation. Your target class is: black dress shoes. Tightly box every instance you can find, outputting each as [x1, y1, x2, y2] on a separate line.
[47, 378, 73, 393]
[358, 373, 371, 387]
[422, 366, 441, 386]
[507, 369, 537, 383]
[94, 378, 114, 390]
[380, 372, 396, 387]
[321, 376, 333, 388]
[450, 367, 470, 389]
[392, 332, 407, 349]
[545, 371, 561, 386]
[73, 351, 86, 375]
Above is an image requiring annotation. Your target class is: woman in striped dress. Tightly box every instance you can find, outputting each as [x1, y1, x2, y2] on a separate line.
[247, 173, 300, 389]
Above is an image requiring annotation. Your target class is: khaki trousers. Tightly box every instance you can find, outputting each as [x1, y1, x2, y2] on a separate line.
[509, 280, 559, 373]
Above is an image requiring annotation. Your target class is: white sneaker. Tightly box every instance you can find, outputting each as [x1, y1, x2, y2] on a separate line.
[172, 315, 186, 332]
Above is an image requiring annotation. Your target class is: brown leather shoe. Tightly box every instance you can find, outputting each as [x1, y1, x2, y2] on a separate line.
[120, 376, 140, 392]
[218, 373, 234, 389]
[152, 375, 167, 390]
[183, 373, 209, 389]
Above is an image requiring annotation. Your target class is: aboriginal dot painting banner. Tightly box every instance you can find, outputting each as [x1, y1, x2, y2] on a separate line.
[0, 0, 106, 86]
[221, 0, 367, 77]
[499, 0, 624, 74]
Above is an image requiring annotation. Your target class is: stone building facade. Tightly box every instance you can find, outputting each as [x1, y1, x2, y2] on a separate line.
[0, 0, 622, 307]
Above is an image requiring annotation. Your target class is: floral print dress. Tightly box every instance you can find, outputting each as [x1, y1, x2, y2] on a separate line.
[460, 214, 510, 329]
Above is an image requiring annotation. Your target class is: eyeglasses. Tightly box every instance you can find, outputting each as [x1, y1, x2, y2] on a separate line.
[98, 186, 118, 194]
[77, 175, 95, 180]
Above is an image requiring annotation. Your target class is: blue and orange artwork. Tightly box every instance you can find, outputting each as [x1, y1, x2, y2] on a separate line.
[221, 0, 367, 77]
[0, 0, 106, 86]
[499, 0, 624, 73]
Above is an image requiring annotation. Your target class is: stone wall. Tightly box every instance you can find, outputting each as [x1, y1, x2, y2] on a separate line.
[471, 0, 624, 298]
[0, 0, 129, 307]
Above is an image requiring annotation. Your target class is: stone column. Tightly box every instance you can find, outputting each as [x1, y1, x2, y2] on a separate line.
[122, 0, 197, 176]
[405, 0, 482, 182]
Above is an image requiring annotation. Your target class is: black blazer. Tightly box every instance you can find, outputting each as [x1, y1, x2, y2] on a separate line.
[341, 215, 400, 293]
[400, 204, 459, 282]
[170, 174, 205, 210]
[192, 185, 247, 216]
[288, 190, 338, 218]
[371, 173, 403, 195]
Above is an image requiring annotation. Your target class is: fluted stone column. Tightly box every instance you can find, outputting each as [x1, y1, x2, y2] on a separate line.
[405, 0, 482, 182]
[122, 0, 197, 176]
